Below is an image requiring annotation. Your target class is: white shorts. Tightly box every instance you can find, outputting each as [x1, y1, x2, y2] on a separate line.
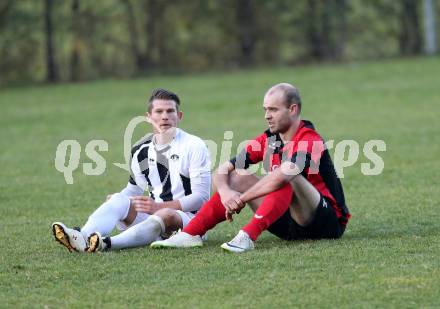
[116, 210, 195, 234]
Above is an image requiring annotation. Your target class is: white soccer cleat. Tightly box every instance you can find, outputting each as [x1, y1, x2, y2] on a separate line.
[52, 222, 87, 252]
[221, 230, 254, 253]
[150, 231, 203, 249]
[86, 232, 108, 253]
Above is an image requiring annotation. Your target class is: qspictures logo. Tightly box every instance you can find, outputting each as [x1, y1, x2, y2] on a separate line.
[54, 117, 386, 184]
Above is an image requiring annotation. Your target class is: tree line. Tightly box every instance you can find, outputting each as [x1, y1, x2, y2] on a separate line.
[0, 0, 438, 85]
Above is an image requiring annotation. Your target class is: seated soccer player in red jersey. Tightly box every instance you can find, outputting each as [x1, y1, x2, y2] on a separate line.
[151, 83, 350, 252]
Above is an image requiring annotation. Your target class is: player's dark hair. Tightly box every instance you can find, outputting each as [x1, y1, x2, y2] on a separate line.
[284, 86, 302, 114]
[270, 83, 301, 114]
[148, 88, 180, 112]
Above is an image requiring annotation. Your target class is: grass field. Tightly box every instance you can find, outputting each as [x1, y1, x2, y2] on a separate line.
[1, 57, 439, 308]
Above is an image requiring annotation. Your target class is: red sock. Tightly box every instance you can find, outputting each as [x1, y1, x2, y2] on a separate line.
[183, 192, 226, 236]
[242, 184, 293, 241]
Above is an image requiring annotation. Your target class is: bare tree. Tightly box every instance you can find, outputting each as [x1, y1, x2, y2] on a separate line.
[333, 0, 347, 61]
[423, 0, 437, 55]
[306, 0, 348, 61]
[44, 0, 58, 82]
[122, 0, 147, 72]
[144, 0, 166, 70]
[399, 0, 422, 55]
[70, 0, 81, 81]
[306, 0, 323, 60]
[236, 0, 256, 66]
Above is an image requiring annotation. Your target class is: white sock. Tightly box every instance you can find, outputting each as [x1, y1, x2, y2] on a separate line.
[81, 193, 131, 238]
[110, 215, 165, 250]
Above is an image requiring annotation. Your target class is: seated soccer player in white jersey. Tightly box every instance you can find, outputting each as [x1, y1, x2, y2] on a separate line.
[52, 89, 211, 253]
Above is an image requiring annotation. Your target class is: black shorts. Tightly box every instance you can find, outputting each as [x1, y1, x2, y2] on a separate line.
[267, 195, 346, 241]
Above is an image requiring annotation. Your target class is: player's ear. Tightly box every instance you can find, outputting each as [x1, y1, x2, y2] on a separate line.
[177, 111, 183, 120]
[290, 104, 298, 116]
[145, 111, 152, 124]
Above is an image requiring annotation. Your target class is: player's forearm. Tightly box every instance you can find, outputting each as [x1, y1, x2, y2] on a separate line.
[157, 200, 183, 211]
[240, 170, 287, 203]
[178, 192, 207, 212]
[213, 161, 234, 193]
[119, 183, 144, 197]
[214, 173, 230, 193]
[178, 174, 211, 212]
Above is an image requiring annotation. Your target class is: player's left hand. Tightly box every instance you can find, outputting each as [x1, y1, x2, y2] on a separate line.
[224, 196, 245, 215]
[130, 196, 161, 214]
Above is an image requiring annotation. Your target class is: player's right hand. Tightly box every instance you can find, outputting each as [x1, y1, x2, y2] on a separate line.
[220, 188, 244, 221]
[130, 196, 161, 214]
[219, 188, 241, 209]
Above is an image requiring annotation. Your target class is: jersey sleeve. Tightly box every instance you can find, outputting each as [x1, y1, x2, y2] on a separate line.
[230, 133, 266, 169]
[178, 139, 212, 212]
[120, 181, 144, 197]
[288, 131, 325, 174]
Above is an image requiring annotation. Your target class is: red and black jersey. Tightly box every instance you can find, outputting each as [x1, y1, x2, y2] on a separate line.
[230, 120, 350, 225]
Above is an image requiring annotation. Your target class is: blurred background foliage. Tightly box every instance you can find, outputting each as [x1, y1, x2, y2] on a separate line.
[0, 0, 438, 86]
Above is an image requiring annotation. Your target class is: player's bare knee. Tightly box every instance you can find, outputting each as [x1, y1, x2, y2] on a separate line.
[228, 170, 241, 190]
[229, 170, 258, 193]
[154, 208, 175, 220]
[154, 208, 182, 231]
[122, 202, 137, 226]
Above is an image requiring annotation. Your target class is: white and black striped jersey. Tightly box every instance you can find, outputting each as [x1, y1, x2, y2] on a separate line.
[128, 128, 211, 213]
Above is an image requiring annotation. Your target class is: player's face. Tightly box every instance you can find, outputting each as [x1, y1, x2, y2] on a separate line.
[146, 99, 183, 134]
[263, 92, 296, 134]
